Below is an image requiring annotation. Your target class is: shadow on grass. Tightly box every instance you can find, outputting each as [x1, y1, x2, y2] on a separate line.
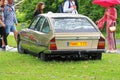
[27, 52, 101, 62]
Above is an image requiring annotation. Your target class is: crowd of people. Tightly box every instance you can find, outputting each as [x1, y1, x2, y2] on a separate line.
[0, 0, 117, 53]
[0, 0, 18, 51]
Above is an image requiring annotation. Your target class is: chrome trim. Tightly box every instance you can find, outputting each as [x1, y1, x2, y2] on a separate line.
[56, 37, 100, 40]
[43, 49, 105, 54]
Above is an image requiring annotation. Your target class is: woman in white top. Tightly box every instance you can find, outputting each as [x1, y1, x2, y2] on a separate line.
[63, 0, 78, 14]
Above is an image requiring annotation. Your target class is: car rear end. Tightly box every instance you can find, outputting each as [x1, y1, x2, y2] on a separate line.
[50, 33, 105, 53]
[47, 14, 105, 59]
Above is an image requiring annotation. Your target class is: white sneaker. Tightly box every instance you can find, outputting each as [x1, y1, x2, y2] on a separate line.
[5, 45, 13, 51]
[106, 50, 110, 53]
[110, 50, 117, 53]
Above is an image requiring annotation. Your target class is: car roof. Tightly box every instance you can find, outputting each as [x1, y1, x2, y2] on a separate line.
[38, 13, 87, 18]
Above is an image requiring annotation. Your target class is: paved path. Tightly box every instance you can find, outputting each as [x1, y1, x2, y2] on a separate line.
[115, 39, 120, 53]
[116, 39, 120, 44]
[116, 39, 120, 53]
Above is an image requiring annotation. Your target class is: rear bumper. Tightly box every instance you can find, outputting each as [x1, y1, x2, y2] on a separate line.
[44, 49, 105, 54]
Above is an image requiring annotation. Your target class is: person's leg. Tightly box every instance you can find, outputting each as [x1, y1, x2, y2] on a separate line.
[11, 25, 18, 41]
[0, 27, 6, 50]
[13, 30, 18, 41]
[109, 32, 117, 53]
[5, 25, 11, 45]
[106, 26, 112, 51]
[4, 33, 9, 45]
[2, 27, 6, 47]
[109, 32, 115, 49]
[2, 39, 5, 46]
[113, 33, 117, 49]
[5, 25, 14, 50]
[0, 27, 3, 48]
[107, 25, 117, 53]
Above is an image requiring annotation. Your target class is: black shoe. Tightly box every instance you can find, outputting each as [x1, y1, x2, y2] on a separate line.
[1, 46, 6, 51]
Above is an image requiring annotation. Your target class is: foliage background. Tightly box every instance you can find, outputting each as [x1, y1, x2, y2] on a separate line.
[17, 0, 120, 37]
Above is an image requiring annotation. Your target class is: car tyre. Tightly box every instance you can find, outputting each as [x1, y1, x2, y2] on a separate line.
[90, 53, 102, 60]
[17, 40, 25, 54]
[40, 53, 48, 61]
[96, 53, 102, 60]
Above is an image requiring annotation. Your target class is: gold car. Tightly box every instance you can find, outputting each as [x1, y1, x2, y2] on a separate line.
[17, 13, 105, 61]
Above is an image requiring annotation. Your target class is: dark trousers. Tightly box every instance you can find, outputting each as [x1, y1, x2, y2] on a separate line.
[0, 27, 8, 47]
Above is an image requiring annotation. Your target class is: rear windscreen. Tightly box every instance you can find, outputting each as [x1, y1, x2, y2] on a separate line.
[52, 17, 98, 33]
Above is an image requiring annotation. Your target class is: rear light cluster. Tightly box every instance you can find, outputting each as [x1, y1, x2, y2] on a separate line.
[97, 37, 105, 49]
[50, 37, 57, 50]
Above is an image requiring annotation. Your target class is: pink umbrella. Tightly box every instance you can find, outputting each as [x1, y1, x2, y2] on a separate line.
[93, 0, 120, 7]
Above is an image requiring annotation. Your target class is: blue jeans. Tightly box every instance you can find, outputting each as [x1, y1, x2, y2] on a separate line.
[5, 25, 16, 34]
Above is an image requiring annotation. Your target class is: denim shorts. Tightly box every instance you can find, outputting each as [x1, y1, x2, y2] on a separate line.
[5, 25, 16, 34]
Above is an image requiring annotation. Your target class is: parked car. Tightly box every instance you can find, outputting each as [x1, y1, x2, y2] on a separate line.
[17, 13, 105, 61]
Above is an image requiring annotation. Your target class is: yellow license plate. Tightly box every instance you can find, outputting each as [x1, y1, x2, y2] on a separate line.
[69, 42, 88, 47]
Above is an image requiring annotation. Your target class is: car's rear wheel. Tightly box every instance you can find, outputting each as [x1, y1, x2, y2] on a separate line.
[96, 53, 102, 60]
[90, 53, 102, 60]
[17, 40, 25, 54]
[40, 53, 49, 61]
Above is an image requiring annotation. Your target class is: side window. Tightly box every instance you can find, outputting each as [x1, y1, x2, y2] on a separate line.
[41, 19, 50, 33]
[29, 16, 40, 30]
[35, 16, 45, 31]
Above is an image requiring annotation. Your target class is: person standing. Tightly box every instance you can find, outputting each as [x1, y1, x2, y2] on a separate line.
[34, 2, 45, 17]
[96, 6, 117, 53]
[4, 0, 18, 50]
[63, 0, 78, 14]
[0, 0, 6, 50]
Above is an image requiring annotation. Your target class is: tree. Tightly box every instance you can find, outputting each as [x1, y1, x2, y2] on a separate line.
[18, 0, 120, 28]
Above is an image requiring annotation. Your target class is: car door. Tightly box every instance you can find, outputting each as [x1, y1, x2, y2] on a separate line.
[21, 16, 40, 52]
[39, 18, 51, 48]
[26, 16, 51, 54]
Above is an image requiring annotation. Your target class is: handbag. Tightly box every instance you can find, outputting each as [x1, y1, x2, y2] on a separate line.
[109, 22, 116, 32]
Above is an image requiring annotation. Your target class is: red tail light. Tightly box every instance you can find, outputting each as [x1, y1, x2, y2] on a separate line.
[97, 37, 105, 49]
[50, 37, 57, 50]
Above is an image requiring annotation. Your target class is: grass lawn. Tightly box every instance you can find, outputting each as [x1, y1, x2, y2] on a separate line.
[0, 27, 120, 80]
[0, 52, 120, 80]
